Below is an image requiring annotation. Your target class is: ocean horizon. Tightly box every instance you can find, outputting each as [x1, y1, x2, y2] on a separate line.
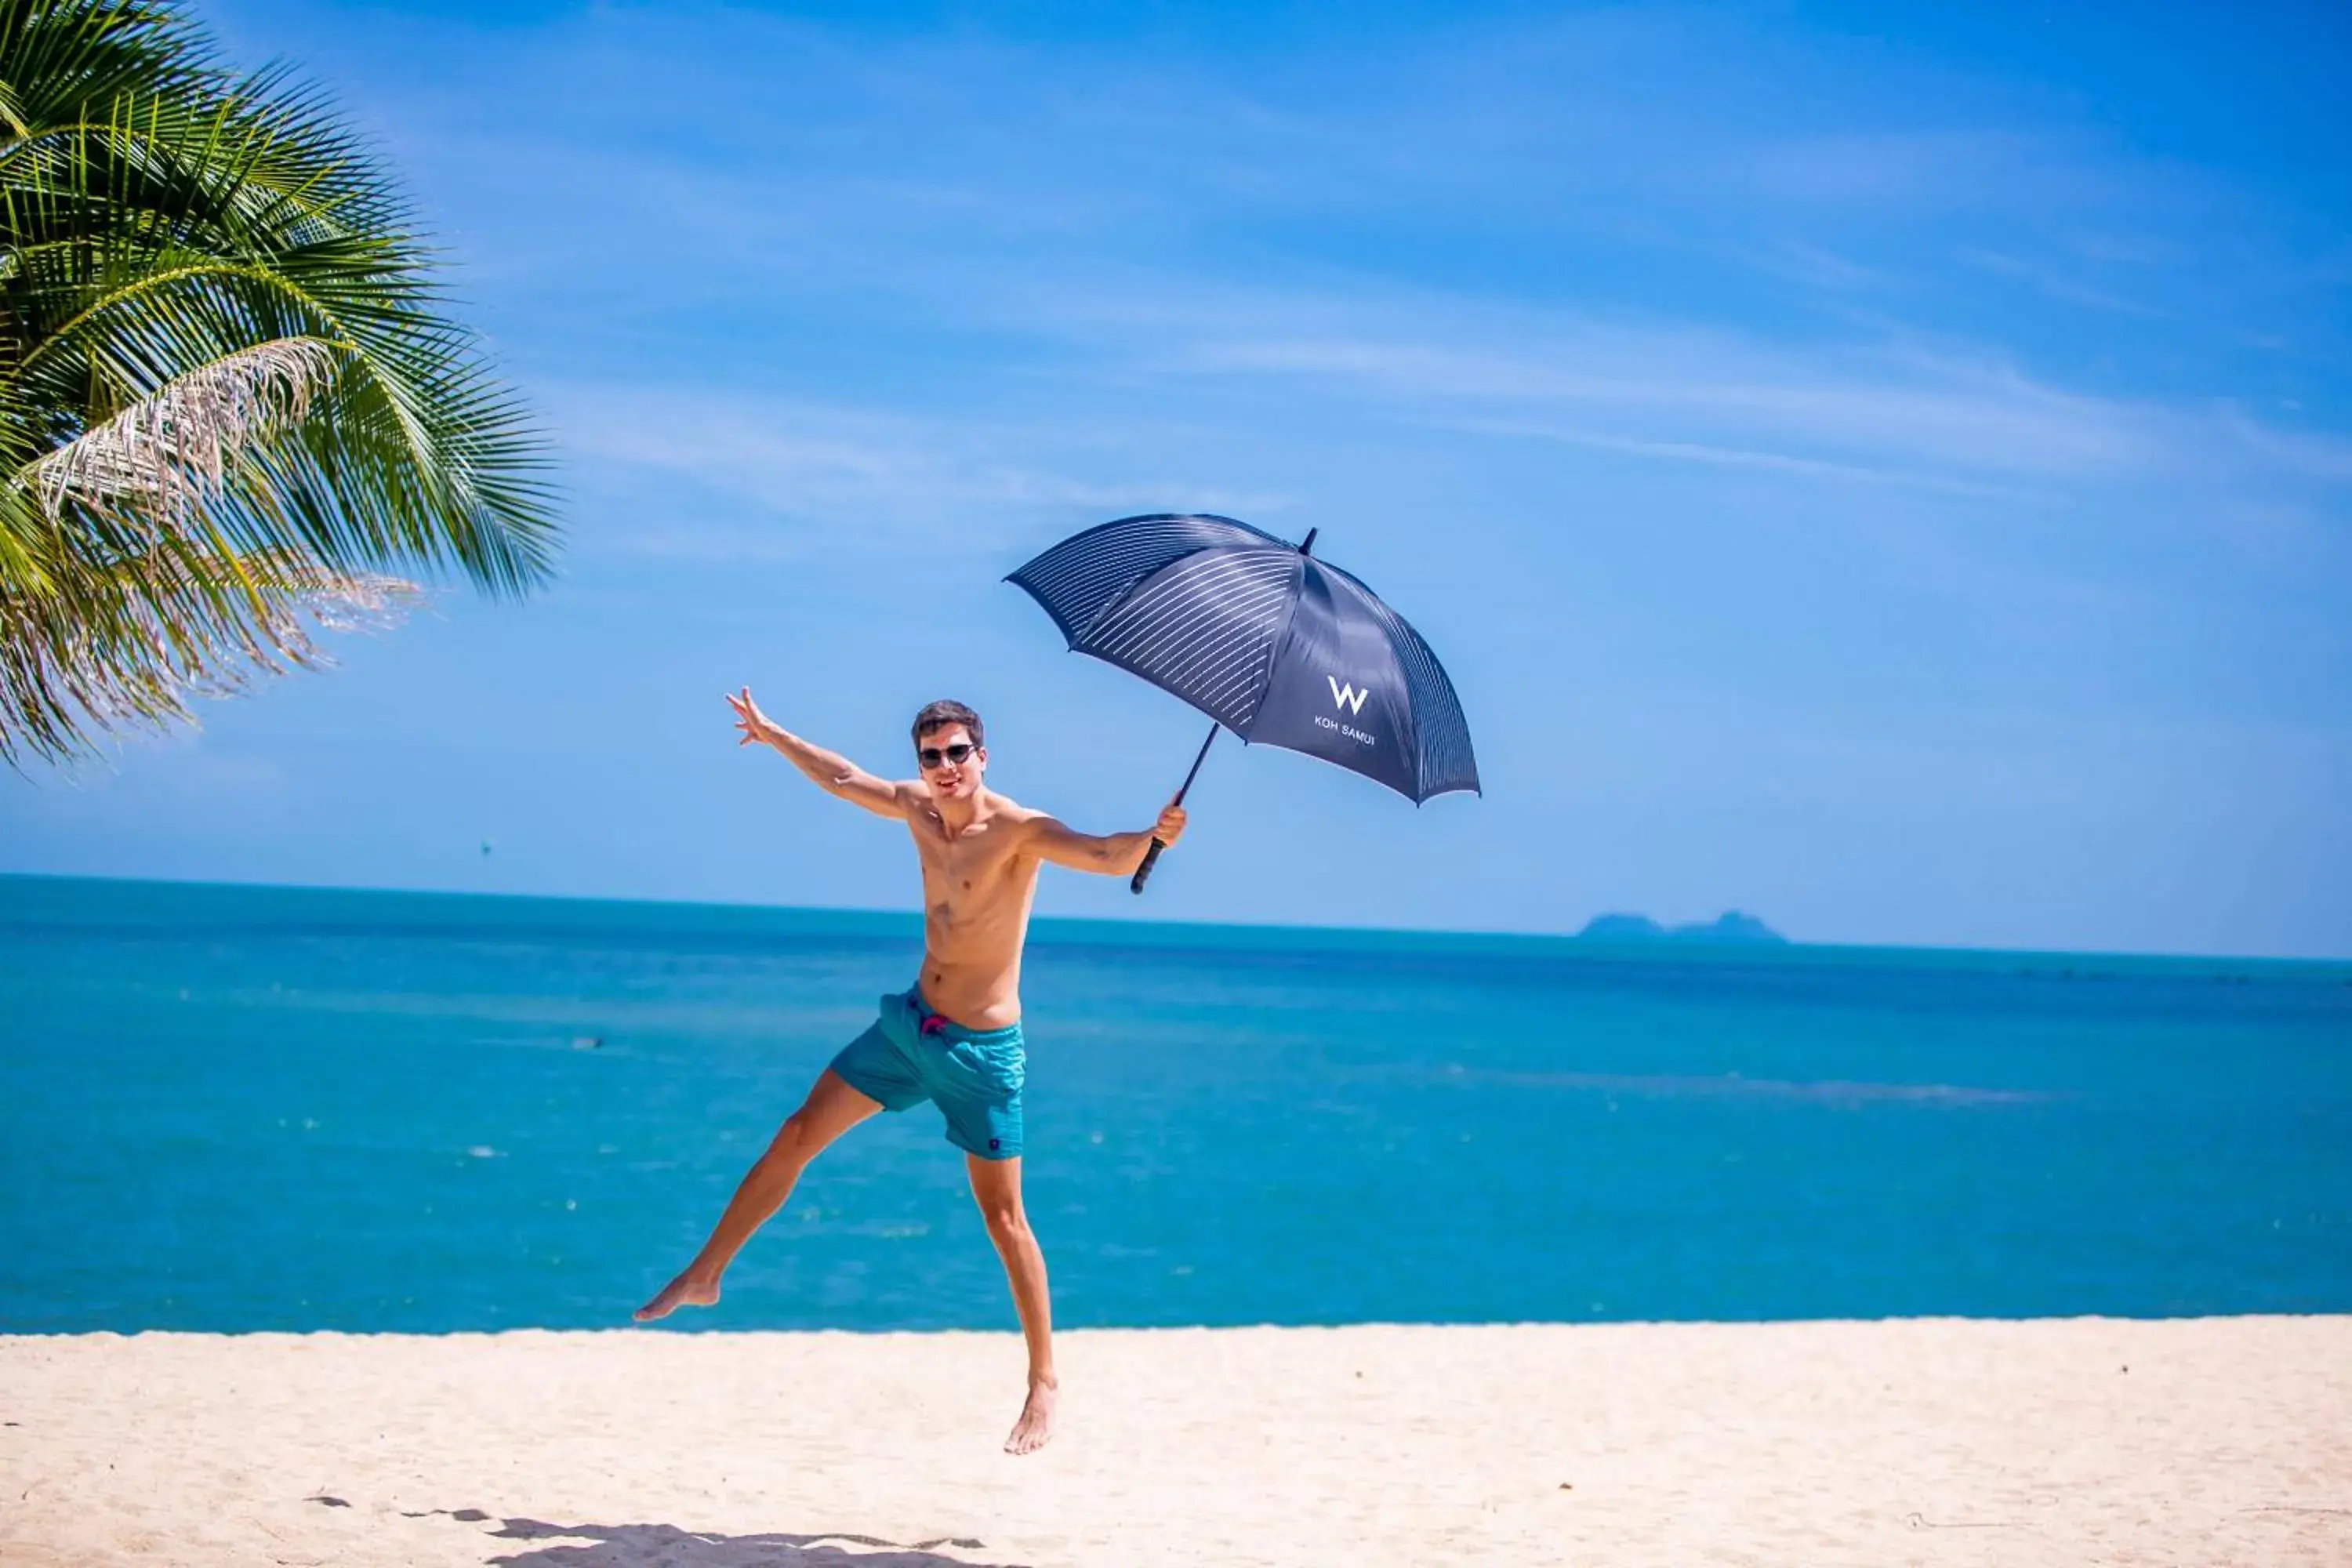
[5, 872, 2348, 1336]
[12, 867, 2347, 968]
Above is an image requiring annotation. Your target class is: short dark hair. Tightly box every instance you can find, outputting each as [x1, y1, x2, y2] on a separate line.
[911, 699, 983, 750]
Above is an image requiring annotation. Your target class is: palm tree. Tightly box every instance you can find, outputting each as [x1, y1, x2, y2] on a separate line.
[0, 0, 556, 765]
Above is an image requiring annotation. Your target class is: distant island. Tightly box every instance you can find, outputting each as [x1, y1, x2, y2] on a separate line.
[1572, 910, 1788, 945]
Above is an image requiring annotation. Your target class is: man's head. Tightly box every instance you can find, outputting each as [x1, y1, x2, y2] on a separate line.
[911, 699, 986, 798]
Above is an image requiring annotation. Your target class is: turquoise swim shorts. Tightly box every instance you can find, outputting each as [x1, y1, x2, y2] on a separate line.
[829, 989, 1025, 1160]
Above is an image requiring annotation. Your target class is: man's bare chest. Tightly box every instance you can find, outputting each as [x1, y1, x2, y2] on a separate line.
[908, 815, 1025, 890]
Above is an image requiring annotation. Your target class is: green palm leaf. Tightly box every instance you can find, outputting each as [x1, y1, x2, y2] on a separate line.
[0, 0, 558, 765]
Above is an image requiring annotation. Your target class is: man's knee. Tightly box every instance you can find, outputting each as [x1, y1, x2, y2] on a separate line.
[768, 1111, 822, 1165]
[978, 1198, 1028, 1241]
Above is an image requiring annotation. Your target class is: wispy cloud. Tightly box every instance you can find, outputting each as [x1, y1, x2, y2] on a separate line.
[546, 383, 1288, 559]
[1452, 418, 2043, 504]
[1754, 240, 1892, 293]
[1960, 249, 2169, 318]
[1741, 130, 2063, 207]
[537, 254, 2348, 577]
[2212, 409, 2352, 486]
[1159, 315, 2158, 482]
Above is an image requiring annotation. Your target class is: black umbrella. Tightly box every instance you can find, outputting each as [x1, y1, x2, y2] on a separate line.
[1007, 513, 1479, 891]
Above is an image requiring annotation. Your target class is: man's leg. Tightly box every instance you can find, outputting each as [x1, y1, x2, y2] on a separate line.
[633, 1069, 880, 1321]
[967, 1152, 1056, 1454]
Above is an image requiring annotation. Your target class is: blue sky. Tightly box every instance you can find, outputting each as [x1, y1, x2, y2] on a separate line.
[5, 1, 2348, 956]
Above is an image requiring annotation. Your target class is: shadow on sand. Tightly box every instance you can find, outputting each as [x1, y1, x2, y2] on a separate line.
[416, 1511, 1028, 1568]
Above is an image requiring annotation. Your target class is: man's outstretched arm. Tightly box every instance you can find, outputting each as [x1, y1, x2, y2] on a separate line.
[1025, 802, 1187, 875]
[727, 688, 905, 818]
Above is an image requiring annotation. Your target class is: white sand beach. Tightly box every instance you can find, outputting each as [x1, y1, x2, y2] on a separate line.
[4, 1316, 2347, 1566]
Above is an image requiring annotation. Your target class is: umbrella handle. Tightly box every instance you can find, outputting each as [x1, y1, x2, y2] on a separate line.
[1131, 722, 1220, 895]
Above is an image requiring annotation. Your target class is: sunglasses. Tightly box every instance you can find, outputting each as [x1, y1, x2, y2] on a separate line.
[917, 742, 977, 769]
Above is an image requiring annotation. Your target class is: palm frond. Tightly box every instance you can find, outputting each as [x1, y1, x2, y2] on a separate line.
[20, 332, 339, 519]
[0, 519, 419, 767]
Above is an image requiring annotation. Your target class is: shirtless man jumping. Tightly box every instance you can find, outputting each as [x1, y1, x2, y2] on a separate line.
[633, 689, 1186, 1454]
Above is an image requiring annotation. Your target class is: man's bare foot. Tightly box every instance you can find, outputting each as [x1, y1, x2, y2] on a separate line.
[1004, 1377, 1057, 1455]
[633, 1271, 720, 1322]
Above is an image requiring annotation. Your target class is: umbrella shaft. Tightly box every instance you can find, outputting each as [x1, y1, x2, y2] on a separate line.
[1133, 722, 1218, 896]
[1172, 721, 1220, 805]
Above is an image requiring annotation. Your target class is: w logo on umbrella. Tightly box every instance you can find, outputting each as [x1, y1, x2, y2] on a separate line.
[1328, 677, 1370, 716]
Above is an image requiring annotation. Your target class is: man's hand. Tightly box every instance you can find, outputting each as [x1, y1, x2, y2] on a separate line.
[1154, 802, 1188, 846]
[727, 687, 782, 749]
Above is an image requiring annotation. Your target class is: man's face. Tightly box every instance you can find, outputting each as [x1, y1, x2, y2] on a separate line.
[916, 723, 985, 800]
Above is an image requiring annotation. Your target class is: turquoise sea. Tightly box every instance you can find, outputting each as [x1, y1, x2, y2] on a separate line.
[3, 874, 2348, 1334]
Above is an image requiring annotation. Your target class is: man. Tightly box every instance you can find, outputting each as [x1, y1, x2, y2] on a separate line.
[634, 688, 1186, 1455]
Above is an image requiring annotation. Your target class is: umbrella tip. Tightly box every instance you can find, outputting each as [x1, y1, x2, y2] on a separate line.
[1298, 528, 1318, 555]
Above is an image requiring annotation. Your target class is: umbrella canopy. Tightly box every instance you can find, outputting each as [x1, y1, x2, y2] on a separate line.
[1007, 513, 1479, 803]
